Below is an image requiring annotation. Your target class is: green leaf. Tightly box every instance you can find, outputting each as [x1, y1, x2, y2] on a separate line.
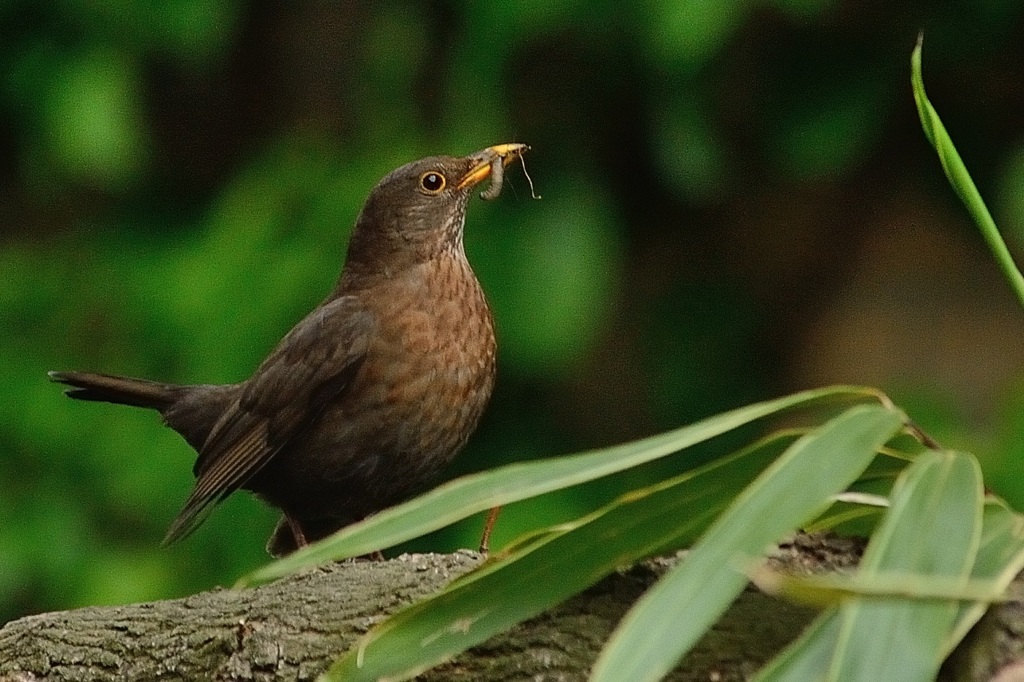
[321, 431, 800, 681]
[590, 403, 904, 682]
[912, 35, 1024, 307]
[749, 567, 1004, 609]
[239, 385, 880, 587]
[803, 462, 903, 534]
[764, 498, 1024, 629]
[754, 611, 843, 682]
[827, 450, 983, 682]
[946, 497, 1024, 653]
[802, 502, 884, 535]
[756, 451, 984, 681]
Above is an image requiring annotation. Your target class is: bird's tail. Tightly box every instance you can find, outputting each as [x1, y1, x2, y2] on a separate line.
[48, 370, 184, 411]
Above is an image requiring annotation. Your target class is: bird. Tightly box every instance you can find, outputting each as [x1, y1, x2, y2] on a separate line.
[50, 143, 528, 556]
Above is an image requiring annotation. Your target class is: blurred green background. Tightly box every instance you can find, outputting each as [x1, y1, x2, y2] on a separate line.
[4, 0, 1024, 624]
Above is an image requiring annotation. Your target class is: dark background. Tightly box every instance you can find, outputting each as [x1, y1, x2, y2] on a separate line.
[3, 1, 1024, 624]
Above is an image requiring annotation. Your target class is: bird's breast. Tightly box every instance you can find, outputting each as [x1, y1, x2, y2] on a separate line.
[341, 253, 496, 464]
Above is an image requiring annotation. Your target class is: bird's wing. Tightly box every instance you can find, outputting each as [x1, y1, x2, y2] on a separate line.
[162, 295, 375, 545]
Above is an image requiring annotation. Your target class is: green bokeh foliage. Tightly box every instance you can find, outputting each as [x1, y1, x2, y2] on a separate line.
[2, 1, 1024, 623]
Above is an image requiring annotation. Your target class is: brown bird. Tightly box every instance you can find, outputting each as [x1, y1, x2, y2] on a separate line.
[50, 143, 527, 556]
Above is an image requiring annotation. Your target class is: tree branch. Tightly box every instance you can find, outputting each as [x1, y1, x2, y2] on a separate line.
[0, 535, 1016, 681]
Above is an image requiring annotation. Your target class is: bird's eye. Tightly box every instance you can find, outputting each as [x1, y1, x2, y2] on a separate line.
[419, 171, 446, 193]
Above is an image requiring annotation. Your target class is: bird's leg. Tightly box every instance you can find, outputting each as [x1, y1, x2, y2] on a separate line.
[479, 505, 502, 553]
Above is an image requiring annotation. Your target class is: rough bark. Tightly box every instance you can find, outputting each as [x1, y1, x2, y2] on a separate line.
[0, 535, 1017, 681]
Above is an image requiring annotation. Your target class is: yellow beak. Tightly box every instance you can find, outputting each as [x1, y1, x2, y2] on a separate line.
[456, 143, 530, 190]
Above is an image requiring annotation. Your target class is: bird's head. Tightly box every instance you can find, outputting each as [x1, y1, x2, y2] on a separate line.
[342, 144, 528, 280]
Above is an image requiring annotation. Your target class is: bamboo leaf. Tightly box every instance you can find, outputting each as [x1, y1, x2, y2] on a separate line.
[912, 35, 1024, 306]
[754, 611, 843, 682]
[827, 450, 983, 682]
[320, 432, 799, 681]
[590, 403, 904, 682]
[240, 385, 879, 586]
[749, 566, 1004, 609]
[756, 451, 984, 681]
[945, 497, 1024, 653]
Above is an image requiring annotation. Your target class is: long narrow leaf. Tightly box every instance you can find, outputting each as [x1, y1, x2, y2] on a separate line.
[754, 611, 843, 682]
[241, 385, 878, 586]
[827, 451, 983, 682]
[590, 403, 904, 682]
[322, 432, 801, 681]
[912, 36, 1024, 306]
[912, 34, 1024, 661]
[946, 497, 1024, 653]
[750, 567, 1004, 609]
